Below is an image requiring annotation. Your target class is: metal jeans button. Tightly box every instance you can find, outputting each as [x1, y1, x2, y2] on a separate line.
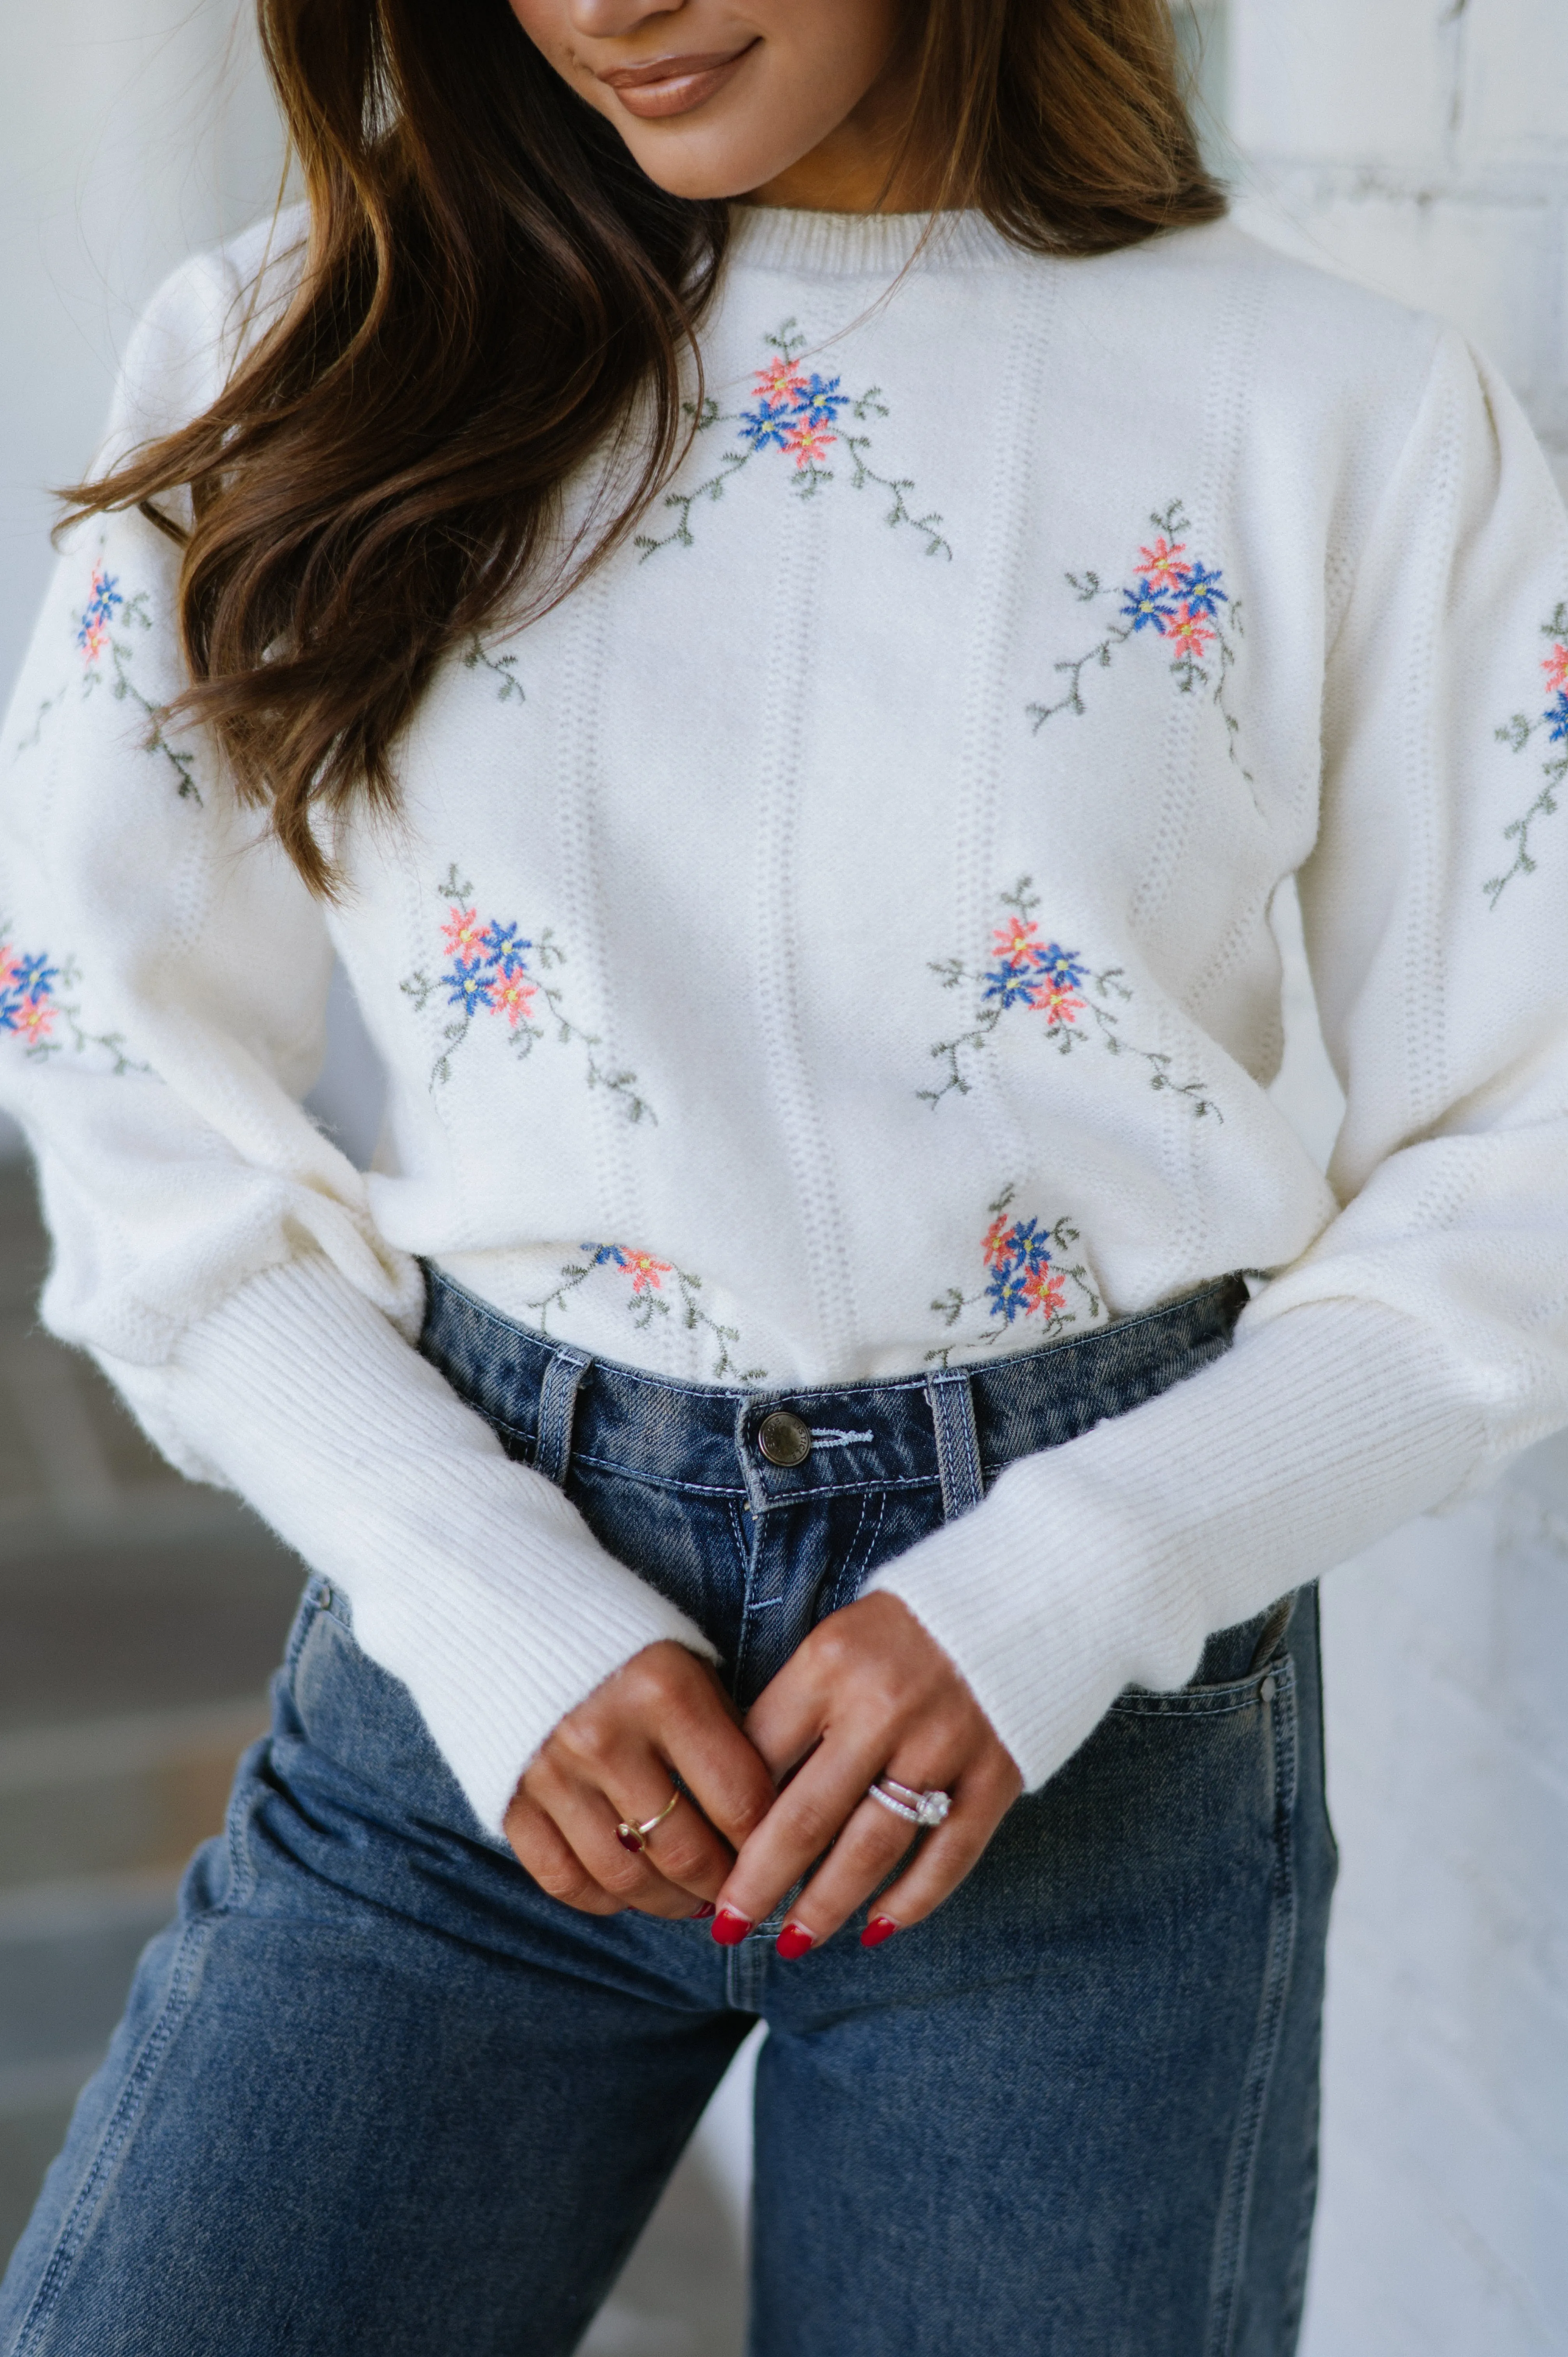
[757, 1410, 812, 1468]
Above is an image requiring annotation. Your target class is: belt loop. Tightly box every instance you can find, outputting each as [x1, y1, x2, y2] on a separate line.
[926, 1368, 984, 1523]
[535, 1347, 590, 1489]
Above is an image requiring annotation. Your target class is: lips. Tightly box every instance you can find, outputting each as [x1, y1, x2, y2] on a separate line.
[597, 42, 757, 121]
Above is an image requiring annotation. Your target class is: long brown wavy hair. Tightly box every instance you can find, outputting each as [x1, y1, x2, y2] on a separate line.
[70, 0, 1224, 891]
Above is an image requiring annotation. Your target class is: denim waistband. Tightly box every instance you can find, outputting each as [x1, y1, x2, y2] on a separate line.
[418, 1268, 1249, 1515]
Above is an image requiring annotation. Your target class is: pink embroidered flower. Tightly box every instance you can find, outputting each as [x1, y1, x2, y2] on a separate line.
[1544, 643, 1568, 696]
[982, 1214, 1017, 1269]
[0, 945, 17, 991]
[492, 974, 537, 1028]
[784, 418, 836, 470]
[1032, 980, 1084, 1028]
[622, 1252, 672, 1295]
[1136, 536, 1189, 593]
[1021, 1265, 1067, 1319]
[991, 917, 1040, 963]
[1165, 604, 1216, 662]
[12, 995, 55, 1045]
[754, 355, 808, 402]
[75, 564, 124, 666]
[440, 905, 488, 960]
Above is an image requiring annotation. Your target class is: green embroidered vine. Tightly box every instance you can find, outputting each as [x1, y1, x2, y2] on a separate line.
[634, 320, 952, 563]
[927, 1185, 1102, 1367]
[0, 926, 145, 1076]
[463, 639, 525, 706]
[1026, 501, 1251, 796]
[400, 863, 655, 1118]
[526, 1243, 767, 1383]
[1485, 603, 1568, 906]
[19, 559, 201, 804]
[920, 876, 1222, 1120]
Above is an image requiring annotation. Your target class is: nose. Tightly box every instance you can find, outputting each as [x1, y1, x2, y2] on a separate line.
[567, 0, 684, 33]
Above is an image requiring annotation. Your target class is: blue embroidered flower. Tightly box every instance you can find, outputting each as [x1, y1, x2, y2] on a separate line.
[982, 959, 1044, 1010]
[798, 373, 848, 425]
[735, 358, 848, 474]
[483, 920, 533, 977]
[1548, 689, 1568, 745]
[1178, 562, 1228, 617]
[1120, 583, 1176, 633]
[76, 564, 123, 663]
[445, 958, 494, 1015]
[738, 399, 794, 451]
[985, 1265, 1033, 1321]
[11, 952, 59, 999]
[0, 939, 60, 1048]
[980, 1210, 1068, 1325]
[1034, 944, 1087, 991]
[1004, 1216, 1053, 1275]
[585, 1243, 673, 1295]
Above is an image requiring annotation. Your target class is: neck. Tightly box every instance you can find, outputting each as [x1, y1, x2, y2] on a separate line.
[744, 52, 943, 214]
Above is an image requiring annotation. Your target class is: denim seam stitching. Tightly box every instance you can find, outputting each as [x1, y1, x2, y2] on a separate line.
[7, 1909, 226, 2357]
[926, 1370, 978, 1520]
[750, 1473, 942, 1507]
[1111, 1663, 1293, 1719]
[567, 1447, 749, 1500]
[1202, 1654, 1302, 2356]
[825, 1486, 879, 1617]
[430, 1269, 1242, 1415]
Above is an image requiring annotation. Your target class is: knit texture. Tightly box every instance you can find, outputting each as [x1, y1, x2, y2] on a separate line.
[3, 204, 1568, 1829]
[112, 1257, 717, 1836]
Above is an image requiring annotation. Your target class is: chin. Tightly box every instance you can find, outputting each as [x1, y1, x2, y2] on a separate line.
[616, 128, 804, 207]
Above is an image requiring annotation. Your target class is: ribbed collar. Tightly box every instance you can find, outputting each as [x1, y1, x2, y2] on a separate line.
[725, 204, 1019, 277]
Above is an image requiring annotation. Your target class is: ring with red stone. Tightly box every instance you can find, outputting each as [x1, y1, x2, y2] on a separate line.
[614, 1788, 681, 1854]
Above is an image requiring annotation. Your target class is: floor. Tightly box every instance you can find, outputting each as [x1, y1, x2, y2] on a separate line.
[0, 1159, 745, 2352]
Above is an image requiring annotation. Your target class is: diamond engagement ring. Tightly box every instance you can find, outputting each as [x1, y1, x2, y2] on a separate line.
[867, 1777, 952, 1830]
[614, 1790, 681, 1853]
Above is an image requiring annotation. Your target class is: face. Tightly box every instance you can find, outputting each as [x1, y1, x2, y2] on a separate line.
[507, 0, 918, 209]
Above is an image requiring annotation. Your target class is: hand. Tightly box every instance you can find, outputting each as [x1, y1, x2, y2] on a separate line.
[504, 1642, 777, 1919]
[712, 1592, 1022, 1953]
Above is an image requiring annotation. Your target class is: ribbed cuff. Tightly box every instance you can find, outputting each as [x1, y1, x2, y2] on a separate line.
[141, 1257, 717, 1835]
[869, 1299, 1484, 1790]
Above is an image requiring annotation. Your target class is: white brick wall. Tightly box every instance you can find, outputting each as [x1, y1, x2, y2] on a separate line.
[1232, 6, 1568, 2348]
[1232, 0, 1568, 487]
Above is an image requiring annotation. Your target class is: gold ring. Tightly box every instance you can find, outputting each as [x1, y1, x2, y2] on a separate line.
[614, 1789, 680, 1855]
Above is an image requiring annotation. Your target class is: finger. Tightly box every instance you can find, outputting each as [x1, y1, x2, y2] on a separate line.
[660, 1686, 779, 1852]
[528, 1758, 715, 1920]
[852, 1761, 1021, 1940]
[502, 1788, 623, 1917]
[716, 1734, 895, 1930]
[771, 1793, 920, 1945]
[618, 1781, 740, 1907]
[568, 1649, 776, 1855]
[741, 1648, 834, 1785]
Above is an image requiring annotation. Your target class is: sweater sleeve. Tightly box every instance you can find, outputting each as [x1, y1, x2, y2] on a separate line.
[870, 326, 1568, 1789]
[0, 245, 715, 1838]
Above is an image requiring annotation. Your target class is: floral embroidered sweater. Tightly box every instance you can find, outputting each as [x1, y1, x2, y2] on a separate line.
[4, 204, 1568, 1838]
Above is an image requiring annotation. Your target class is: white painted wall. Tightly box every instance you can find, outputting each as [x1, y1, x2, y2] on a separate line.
[1229, 6, 1568, 2348]
[0, 1, 285, 701]
[0, 2, 293, 1161]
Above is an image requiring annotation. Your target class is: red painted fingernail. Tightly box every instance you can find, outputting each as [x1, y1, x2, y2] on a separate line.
[775, 1922, 814, 1960]
[710, 1907, 752, 1947]
[688, 1901, 717, 1921]
[861, 1915, 898, 1949]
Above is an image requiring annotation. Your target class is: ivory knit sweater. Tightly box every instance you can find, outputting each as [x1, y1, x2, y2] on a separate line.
[3, 205, 1568, 1836]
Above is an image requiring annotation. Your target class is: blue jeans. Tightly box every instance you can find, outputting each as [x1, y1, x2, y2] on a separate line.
[0, 1270, 1334, 2356]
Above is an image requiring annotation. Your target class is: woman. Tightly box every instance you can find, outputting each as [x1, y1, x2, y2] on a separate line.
[2, 0, 1565, 2348]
